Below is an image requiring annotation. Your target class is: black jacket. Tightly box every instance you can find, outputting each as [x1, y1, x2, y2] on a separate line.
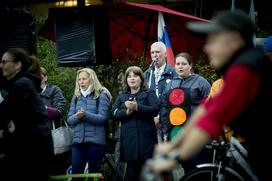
[0, 70, 53, 154]
[144, 64, 176, 98]
[40, 84, 66, 129]
[224, 48, 272, 180]
[112, 88, 160, 161]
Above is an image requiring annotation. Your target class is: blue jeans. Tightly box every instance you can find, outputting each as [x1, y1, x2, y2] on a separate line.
[72, 142, 105, 174]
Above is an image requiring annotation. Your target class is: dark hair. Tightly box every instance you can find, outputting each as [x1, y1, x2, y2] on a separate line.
[6, 48, 42, 78]
[124, 66, 145, 92]
[175, 52, 193, 65]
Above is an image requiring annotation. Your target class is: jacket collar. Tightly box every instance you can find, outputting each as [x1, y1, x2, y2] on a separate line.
[147, 63, 173, 75]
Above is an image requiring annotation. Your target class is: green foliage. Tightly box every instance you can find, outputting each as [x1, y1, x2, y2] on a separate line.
[37, 37, 78, 117]
[193, 54, 220, 84]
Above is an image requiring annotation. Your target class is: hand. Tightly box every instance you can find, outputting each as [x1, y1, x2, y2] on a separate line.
[76, 107, 85, 120]
[125, 100, 137, 111]
[125, 101, 132, 109]
[151, 157, 177, 174]
[126, 108, 133, 115]
[154, 142, 174, 157]
[163, 135, 168, 143]
[154, 117, 160, 129]
[151, 144, 180, 174]
[130, 100, 138, 111]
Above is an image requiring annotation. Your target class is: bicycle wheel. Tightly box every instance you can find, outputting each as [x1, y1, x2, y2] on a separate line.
[100, 154, 116, 180]
[180, 165, 245, 181]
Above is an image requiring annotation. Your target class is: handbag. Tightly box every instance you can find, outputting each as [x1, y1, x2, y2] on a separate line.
[51, 120, 73, 155]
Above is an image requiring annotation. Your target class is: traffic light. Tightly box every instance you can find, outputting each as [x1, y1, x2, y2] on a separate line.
[167, 87, 191, 139]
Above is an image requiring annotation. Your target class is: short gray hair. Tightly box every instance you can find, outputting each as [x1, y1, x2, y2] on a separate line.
[151, 42, 166, 53]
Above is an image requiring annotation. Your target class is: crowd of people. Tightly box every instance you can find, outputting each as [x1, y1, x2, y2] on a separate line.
[0, 9, 272, 181]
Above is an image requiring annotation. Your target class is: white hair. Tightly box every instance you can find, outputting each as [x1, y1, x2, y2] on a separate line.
[151, 42, 166, 53]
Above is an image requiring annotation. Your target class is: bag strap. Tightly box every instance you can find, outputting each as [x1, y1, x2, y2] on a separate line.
[52, 120, 56, 130]
[52, 120, 69, 130]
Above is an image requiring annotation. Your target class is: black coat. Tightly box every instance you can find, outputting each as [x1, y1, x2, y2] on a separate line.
[144, 64, 176, 98]
[112, 88, 160, 161]
[40, 84, 66, 129]
[0, 71, 53, 180]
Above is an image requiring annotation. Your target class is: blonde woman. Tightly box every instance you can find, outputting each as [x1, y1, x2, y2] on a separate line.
[67, 68, 112, 174]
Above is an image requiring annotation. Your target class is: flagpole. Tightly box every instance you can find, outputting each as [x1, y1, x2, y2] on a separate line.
[231, 0, 235, 12]
[143, 15, 152, 59]
[249, 0, 256, 46]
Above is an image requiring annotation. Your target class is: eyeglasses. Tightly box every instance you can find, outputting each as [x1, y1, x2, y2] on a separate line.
[0, 60, 14, 65]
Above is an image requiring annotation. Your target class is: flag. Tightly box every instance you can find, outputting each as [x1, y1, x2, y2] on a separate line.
[231, 0, 236, 11]
[158, 11, 175, 67]
[249, 0, 256, 46]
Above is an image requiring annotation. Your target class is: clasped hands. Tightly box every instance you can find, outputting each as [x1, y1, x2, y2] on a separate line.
[125, 98, 138, 115]
[76, 107, 85, 120]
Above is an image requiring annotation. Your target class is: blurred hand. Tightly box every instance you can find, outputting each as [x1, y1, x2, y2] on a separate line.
[125, 100, 137, 111]
[130, 100, 138, 111]
[151, 143, 180, 174]
[125, 101, 132, 109]
[76, 107, 85, 120]
[154, 117, 160, 128]
[126, 108, 133, 115]
[154, 142, 174, 157]
[151, 157, 177, 174]
[163, 135, 168, 143]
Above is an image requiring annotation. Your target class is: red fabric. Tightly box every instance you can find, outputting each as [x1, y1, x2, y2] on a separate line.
[109, 3, 209, 62]
[196, 65, 260, 139]
[166, 46, 175, 67]
[126, 2, 210, 23]
[40, 2, 209, 63]
[47, 106, 58, 119]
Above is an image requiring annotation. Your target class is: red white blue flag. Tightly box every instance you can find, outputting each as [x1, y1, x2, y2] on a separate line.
[158, 12, 175, 67]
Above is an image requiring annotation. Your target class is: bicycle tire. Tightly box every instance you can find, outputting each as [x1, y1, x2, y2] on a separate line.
[101, 154, 117, 180]
[180, 164, 245, 181]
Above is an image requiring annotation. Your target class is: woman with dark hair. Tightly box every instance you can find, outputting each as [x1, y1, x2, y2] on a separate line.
[40, 66, 67, 174]
[40, 66, 66, 130]
[160, 52, 211, 141]
[112, 66, 160, 181]
[0, 48, 53, 181]
[160, 52, 211, 173]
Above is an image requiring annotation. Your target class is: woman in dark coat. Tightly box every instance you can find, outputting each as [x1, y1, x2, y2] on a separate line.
[112, 66, 160, 181]
[0, 48, 53, 181]
[40, 66, 66, 130]
[40, 67, 67, 174]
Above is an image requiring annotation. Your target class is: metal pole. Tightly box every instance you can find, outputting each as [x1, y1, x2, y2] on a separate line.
[143, 15, 152, 59]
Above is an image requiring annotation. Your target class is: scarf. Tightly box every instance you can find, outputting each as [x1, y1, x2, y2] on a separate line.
[80, 86, 91, 97]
